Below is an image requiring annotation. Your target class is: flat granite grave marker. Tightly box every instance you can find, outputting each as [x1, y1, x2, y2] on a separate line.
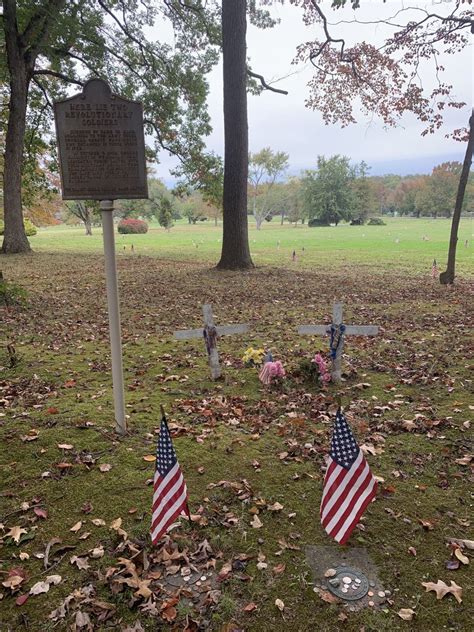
[298, 302, 379, 383]
[174, 304, 249, 380]
[306, 545, 388, 611]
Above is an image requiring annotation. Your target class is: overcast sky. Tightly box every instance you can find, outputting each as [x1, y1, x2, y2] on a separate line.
[158, 0, 473, 182]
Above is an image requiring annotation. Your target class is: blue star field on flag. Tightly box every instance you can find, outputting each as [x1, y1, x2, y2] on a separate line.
[156, 418, 178, 476]
[330, 409, 360, 469]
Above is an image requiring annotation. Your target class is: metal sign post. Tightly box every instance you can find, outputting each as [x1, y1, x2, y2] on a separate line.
[54, 79, 148, 434]
[100, 200, 126, 434]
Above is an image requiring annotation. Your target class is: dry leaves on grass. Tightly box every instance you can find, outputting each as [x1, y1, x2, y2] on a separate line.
[398, 608, 416, 621]
[422, 580, 463, 603]
[6, 526, 27, 544]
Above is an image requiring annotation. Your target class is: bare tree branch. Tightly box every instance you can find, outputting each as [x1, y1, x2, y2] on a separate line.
[32, 69, 83, 86]
[247, 70, 288, 95]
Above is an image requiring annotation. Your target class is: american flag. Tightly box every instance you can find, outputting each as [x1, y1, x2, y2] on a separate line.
[431, 259, 438, 278]
[151, 412, 189, 545]
[320, 409, 377, 544]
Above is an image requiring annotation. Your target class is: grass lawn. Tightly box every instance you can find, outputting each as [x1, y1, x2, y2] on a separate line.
[0, 218, 473, 631]
[34, 216, 473, 275]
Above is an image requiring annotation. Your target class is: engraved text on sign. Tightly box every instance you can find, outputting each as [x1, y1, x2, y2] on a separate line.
[54, 79, 148, 200]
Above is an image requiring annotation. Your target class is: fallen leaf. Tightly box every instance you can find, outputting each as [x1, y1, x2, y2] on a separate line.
[273, 563, 286, 575]
[99, 463, 112, 472]
[15, 594, 29, 606]
[251, 515, 263, 529]
[19, 552, 30, 561]
[398, 608, 416, 621]
[46, 575, 62, 585]
[75, 611, 91, 628]
[34, 507, 48, 519]
[30, 581, 50, 595]
[70, 555, 90, 570]
[91, 518, 106, 527]
[90, 545, 104, 558]
[161, 605, 177, 622]
[422, 579, 462, 603]
[7, 526, 27, 544]
[57, 443, 73, 450]
[274, 598, 285, 612]
[243, 602, 258, 612]
[2, 574, 25, 590]
[69, 521, 82, 532]
[267, 501, 284, 512]
[454, 548, 469, 565]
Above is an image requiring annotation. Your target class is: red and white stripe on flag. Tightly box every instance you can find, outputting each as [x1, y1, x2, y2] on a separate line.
[151, 417, 189, 545]
[320, 410, 377, 544]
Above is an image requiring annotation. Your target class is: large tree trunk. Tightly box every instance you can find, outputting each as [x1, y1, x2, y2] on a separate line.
[440, 110, 474, 285]
[217, 0, 253, 270]
[2, 0, 31, 254]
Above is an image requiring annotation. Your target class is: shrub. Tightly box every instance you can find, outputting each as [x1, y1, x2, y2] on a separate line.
[117, 218, 148, 234]
[24, 218, 37, 236]
[308, 218, 330, 227]
[368, 217, 386, 226]
[0, 218, 37, 236]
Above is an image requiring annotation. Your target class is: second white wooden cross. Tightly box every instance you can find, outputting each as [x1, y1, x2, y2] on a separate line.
[174, 304, 249, 380]
[298, 302, 378, 383]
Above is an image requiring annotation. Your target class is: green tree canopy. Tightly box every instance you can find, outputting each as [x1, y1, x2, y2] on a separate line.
[302, 155, 355, 225]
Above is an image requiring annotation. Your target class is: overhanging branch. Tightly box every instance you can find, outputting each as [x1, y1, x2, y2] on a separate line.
[247, 70, 288, 95]
[32, 69, 83, 86]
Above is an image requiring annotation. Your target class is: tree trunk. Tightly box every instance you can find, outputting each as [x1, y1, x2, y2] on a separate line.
[217, 0, 253, 270]
[281, 209, 284, 225]
[440, 110, 474, 285]
[2, 0, 31, 254]
[85, 219, 92, 236]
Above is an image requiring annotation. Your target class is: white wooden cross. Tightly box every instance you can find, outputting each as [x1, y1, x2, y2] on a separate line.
[298, 302, 378, 383]
[174, 304, 249, 380]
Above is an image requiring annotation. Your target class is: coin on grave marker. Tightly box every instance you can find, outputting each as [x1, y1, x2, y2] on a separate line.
[342, 576, 351, 584]
[324, 568, 337, 577]
[369, 600, 375, 607]
[378, 591, 385, 598]
[341, 587, 348, 593]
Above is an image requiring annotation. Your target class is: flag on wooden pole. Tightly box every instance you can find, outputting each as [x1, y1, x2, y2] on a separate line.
[431, 259, 439, 278]
[151, 409, 190, 545]
[320, 409, 377, 544]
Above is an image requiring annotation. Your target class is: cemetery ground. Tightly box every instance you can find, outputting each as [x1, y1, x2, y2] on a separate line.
[1, 219, 473, 631]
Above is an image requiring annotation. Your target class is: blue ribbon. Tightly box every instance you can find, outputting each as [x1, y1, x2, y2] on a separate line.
[329, 324, 346, 359]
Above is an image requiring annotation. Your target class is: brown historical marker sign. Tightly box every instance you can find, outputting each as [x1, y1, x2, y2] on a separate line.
[54, 78, 148, 200]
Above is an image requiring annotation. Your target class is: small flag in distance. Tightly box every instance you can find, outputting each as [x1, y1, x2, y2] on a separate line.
[320, 408, 377, 544]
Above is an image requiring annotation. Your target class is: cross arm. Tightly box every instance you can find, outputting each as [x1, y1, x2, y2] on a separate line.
[174, 324, 249, 340]
[345, 325, 379, 336]
[174, 328, 203, 340]
[216, 324, 249, 336]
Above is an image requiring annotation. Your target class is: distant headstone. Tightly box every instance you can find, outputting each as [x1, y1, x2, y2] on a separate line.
[54, 78, 148, 200]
